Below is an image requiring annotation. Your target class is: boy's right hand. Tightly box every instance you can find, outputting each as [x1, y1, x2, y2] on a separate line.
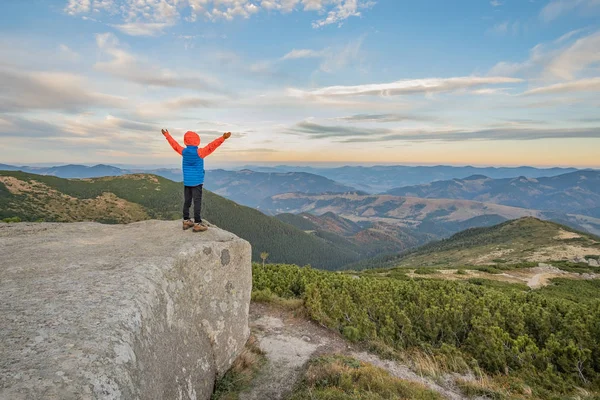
[223, 132, 231, 139]
[161, 129, 169, 136]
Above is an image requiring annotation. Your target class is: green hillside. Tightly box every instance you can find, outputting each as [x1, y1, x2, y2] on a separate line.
[390, 217, 600, 268]
[253, 263, 600, 398]
[0, 171, 359, 269]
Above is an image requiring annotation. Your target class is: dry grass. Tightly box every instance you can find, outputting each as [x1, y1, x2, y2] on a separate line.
[0, 176, 149, 223]
[288, 355, 444, 400]
[211, 335, 266, 400]
[251, 289, 305, 313]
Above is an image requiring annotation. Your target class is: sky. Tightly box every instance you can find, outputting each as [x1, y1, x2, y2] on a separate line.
[0, 0, 599, 168]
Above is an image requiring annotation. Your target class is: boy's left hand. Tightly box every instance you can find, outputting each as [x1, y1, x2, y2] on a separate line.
[223, 132, 231, 139]
[161, 129, 169, 136]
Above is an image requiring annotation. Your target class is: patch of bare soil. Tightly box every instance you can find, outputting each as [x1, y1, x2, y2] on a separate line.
[526, 245, 600, 262]
[241, 302, 467, 400]
[554, 229, 582, 240]
[407, 265, 595, 289]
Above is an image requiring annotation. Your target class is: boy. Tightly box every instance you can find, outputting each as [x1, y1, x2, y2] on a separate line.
[162, 129, 231, 232]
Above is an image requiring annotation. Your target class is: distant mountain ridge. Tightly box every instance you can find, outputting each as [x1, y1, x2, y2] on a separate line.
[2, 163, 590, 194]
[205, 169, 357, 207]
[238, 164, 585, 192]
[260, 191, 600, 237]
[386, 170, 600, 216]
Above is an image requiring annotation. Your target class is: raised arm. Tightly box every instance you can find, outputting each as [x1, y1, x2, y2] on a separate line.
[198, 132, 230, 158]
[162, 129, 183, 155]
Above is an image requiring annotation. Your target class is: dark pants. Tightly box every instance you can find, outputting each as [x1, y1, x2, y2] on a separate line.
[183, 184, 203, 223]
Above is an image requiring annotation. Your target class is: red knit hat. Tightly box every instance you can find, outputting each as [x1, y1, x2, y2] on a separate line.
[183, 131, 200, 146]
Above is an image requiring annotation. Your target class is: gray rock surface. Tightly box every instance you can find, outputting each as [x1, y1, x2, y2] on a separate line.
[0, 221, 252, 400]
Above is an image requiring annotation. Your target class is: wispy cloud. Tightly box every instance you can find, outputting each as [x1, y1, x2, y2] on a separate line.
[489, 30, 600, 80]
[0, 67, 125, 113]
[337, 113, 436, 123]
[523, 78, 600, 95]
[489, 20, 520, 36]
[287, 120, 600, 142]
[287, 120, 393, 138]
[109, 22, 172, 37]
[94, 32, 225, 93]
[281, 36, 365, 73]
[288, 76, 522, 97]
[490, 0, 503, 6]
[282, 49, 325, 60]
[540, 0, 600, 22]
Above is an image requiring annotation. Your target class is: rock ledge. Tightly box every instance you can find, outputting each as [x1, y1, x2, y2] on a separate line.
[0, 221, 252, 400]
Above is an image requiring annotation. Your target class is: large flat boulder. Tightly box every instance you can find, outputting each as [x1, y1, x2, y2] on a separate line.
[0, 221, 252, 400]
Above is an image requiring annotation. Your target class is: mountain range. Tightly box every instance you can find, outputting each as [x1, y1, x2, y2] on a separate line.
[260, 191, 600, 237]
[386, 170, 600, 217]
[238, 165, 585, 193]
[2, 163, 591, 194]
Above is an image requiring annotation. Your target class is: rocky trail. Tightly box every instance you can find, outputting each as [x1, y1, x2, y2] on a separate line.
[239, 302, 469, 400]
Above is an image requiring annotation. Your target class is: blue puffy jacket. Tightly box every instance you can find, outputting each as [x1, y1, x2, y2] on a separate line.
[163, 130, 225, 187]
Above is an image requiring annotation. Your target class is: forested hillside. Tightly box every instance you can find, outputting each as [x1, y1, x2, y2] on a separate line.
[0, 171, 358, 269]
[276, 211, 432, 258]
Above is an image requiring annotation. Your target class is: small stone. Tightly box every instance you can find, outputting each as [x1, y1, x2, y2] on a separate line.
[301, 336, 311, 342]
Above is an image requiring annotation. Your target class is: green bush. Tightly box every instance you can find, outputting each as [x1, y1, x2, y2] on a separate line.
[2, 216, 21, 223]
[342, 326, 361, 342]
[252, 263, 600, 396]
[413, 268, 437, 275]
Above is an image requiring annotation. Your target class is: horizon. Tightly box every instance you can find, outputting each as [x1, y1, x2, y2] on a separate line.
[2, 160, 599, 171]
[1, 1, 599, 167]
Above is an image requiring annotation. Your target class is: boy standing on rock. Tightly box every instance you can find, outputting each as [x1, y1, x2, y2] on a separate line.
[162, 129, 231, 232]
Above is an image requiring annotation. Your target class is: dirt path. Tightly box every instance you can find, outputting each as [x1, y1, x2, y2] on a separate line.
[240, 302, 467, 400]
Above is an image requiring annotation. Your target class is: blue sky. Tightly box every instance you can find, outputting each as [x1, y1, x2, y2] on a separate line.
[0, 0, 599, 168]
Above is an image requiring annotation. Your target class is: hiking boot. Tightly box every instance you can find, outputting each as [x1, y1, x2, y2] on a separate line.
[183, 219, 195, 230]
[192, 223, 208, 233]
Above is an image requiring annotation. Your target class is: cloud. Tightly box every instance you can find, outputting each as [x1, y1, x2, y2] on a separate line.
[0, 67, 125, 113]
[545, 31, 600, 80]
[523, 78, 600, 95]
[110, 22, 172, 37]
[58, 44, 80, 62]
[312, 0, 376, 28]
[337, 113, 436, 123]
[94, 33, 224, 93]
[282, 49, 325, 60]
[489, 30, 600, 80]
[287, 120, 600, 142]
[0, 115, 66, 138]
[287, 120, 392, 138]
[319, 36, 364, 73]
[540, 0, 600, 22]
[281, 36, 365, 73]
[490, 0, 503, 6]
[64, 0, 375, 34]
[378, 127, 600, 142]
[488, 20, 520, 36]
[288, 76, 522, 98]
